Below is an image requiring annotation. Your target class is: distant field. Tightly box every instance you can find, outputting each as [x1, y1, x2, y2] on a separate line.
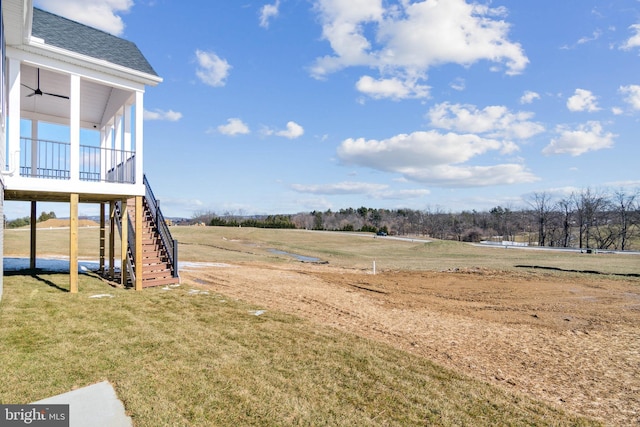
[169, 226, 640, 276]
[5, 225, 639, 277]
[3, 225, 639, 425]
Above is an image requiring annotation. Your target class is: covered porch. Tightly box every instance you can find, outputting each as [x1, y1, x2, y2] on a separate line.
[4, 191, 147, 293]
[3, 59, 150, 293]
[4, 61, 146, 196]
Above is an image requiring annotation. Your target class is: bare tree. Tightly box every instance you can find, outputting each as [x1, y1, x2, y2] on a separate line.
[489, 206, 515, 241]
[557, 196, 573, 247]
[612, 189, 639, 250]
[574, 188, 606, 250]
[529, 192, 554, 246]
[280, 186, 640, 250]
[191, 210, 217, 225]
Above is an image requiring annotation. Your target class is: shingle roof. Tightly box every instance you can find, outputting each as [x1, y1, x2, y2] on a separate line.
[31, 8, 158, 77]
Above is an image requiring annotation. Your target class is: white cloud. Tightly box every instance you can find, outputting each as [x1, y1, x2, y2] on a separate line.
[144, 109, 182, 122]
[337, 130, 538, 187]
[158, 197, 205, 218]
[195, 50, 232, 87]
[311, 0, 528, 99]
[291, 182, 430, 200]
[620, 84, 640, 110]
[217, 118, 250, 136]
[291, 181, 388, 195]
[375, 188, 431, 199]
[543, 121, 616, 156]
[450, 78, 466, 91]
[603, 179, 640, 189]
[259, 0, 280, 29]
[355, 75, 430, 100]
[577, 29, 602, 45]
[311, 0, 384, 76]
[403, 163, 537, 187]
[34, 0, 133, 35]
[567, 88, 600, 112]
[520, 90, 540, 104]
[621, 23, 640, 50]
[390, 2, 531, 77]
[276, 121, 305, 139]
[427, 102, 545, 140]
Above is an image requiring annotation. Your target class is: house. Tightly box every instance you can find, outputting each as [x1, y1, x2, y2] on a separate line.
[0, 0, 179, 298]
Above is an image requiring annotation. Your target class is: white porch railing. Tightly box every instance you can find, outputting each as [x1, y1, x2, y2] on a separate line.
[19, 137, 136, 184]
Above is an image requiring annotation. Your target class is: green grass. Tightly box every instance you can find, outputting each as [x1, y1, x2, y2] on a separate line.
[0, 273, 599, 426]
[4, 225, 635, 425]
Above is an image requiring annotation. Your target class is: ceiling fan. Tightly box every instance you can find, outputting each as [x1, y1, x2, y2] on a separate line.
[21, 68, 69, 99]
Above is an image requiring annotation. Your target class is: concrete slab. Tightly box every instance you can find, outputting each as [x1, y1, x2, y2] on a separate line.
[32, 381, 132, 427]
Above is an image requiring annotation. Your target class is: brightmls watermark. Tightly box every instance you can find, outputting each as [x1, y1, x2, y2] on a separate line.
[0, 405, 69, 426]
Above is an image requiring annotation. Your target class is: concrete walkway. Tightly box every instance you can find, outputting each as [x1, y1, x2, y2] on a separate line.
[32, 381, 132, 427]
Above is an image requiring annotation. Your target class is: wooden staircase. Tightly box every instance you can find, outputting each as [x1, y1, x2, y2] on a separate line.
[125, 198, 178, 288]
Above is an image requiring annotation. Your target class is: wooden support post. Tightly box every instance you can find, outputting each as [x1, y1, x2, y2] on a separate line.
[135, 196, 143, 291]
[70, 194, 79, 293]
[109, 201, 115, 279]
[99, 203, 105, 274]
[120, 199, 128, 286]
[30, 201, 36, 270]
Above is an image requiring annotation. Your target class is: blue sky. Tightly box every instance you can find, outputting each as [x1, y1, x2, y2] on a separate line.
[8, 0, 640, 219]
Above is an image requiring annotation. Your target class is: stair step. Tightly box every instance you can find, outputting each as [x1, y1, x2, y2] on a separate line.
[142, 244, 162, 250]
[138, 264, 171, 273]
[140, 270, 174, 281]
[140, 264, 171, 272]
[141, 240, 161, 246]
[142, 252, 166, 259]
[120, 193, 179, 287]
[142, 261, 169, 268]
[141, 276, 180, 288]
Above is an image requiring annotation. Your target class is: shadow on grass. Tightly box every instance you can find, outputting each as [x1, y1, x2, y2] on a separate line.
[3, 270, 70, 292]
[516, 264, 640, 278]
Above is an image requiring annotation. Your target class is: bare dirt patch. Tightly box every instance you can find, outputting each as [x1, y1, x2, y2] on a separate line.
[181, 263, 640, 425]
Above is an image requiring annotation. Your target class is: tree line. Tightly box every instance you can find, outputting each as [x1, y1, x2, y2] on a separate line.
[192, 187, 640, 251]
[4, 211, 57, 228]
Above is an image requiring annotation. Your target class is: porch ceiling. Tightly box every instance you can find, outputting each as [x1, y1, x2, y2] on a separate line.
[20, 64, 130, 128]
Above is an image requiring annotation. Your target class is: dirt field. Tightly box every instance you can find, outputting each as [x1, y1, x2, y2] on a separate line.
[181, 261, 640, 425]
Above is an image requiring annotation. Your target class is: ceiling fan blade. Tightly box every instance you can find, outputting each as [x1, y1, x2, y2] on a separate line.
[23, 68, 69, 99]
[44, 92, 70, 100]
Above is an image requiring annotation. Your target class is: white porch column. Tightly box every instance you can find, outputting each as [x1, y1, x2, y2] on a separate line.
[114, 108, 123, 151]
[31, 121, 38, 177]
[105, 123, 114, 177]
[69, 74, 81, 182]
[123, 104, 132, 152]
[134, 90, 144, 185]
[114, 109, 124, 180]
[7, 58, 21, 174]
[100, 126, 107, 181]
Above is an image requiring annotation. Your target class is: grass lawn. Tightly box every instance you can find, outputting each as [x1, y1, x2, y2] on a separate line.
[0, 272, 599, 426]
[2, 226, 625, 425]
